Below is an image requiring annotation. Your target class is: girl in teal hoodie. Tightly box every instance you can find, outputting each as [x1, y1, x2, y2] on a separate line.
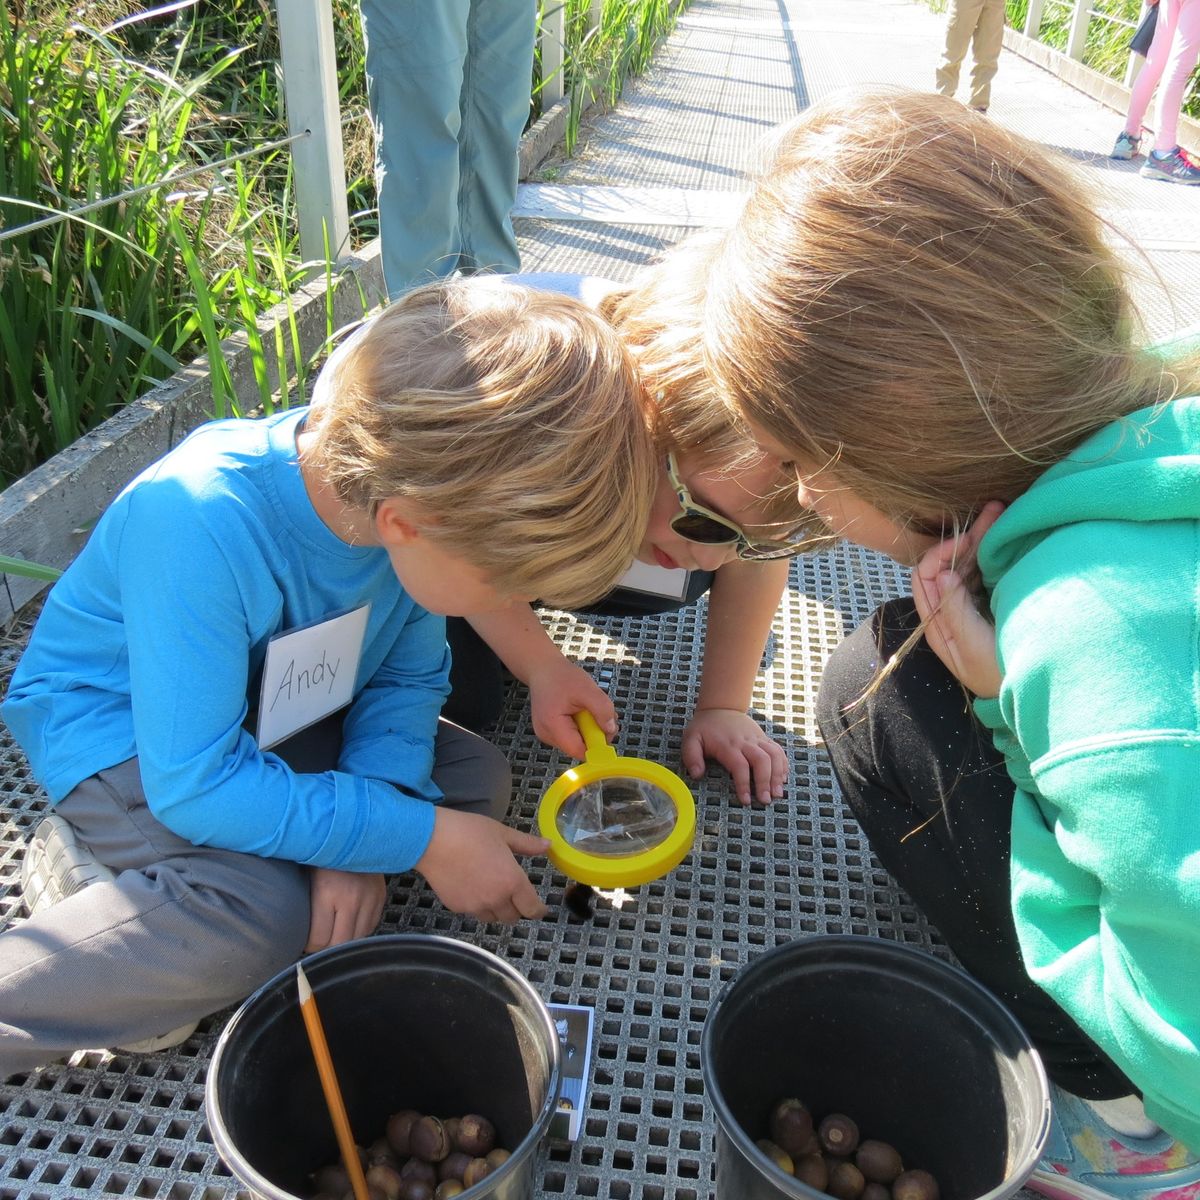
[701, 88, 1200, 1200]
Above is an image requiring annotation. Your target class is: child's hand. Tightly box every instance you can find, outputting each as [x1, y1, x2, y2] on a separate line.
[911, 501, 1005, 698]
[305, 867, 387, 952]
[416, 807, 551, 924]
[528, 658, 618, 758]
[682, 708, 789, 807]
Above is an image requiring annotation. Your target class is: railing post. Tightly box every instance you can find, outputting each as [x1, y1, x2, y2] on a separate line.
[1066, 0, 1091, 61]
[588, 0, 603, 30]
[275, 0, 351, 267]
[1023, 0, 1046, 37]
[540, 0, 567, 105]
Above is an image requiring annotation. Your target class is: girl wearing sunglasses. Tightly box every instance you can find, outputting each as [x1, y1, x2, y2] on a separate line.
[443, 253, 814, 807]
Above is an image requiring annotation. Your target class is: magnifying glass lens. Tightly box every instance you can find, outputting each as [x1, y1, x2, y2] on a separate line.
[556, 777, 678, 858]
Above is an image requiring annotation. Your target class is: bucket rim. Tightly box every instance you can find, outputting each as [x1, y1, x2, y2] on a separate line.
[699, 933, 1052, 1200]
[203, 932, 563, 1200]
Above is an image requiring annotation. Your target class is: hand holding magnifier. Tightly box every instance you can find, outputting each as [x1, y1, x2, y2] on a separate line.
[538, 710, 697, 889]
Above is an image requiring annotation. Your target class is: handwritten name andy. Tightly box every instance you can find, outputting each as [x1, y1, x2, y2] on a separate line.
[268, 649, 340, 711]
[256, 605, 370, 750]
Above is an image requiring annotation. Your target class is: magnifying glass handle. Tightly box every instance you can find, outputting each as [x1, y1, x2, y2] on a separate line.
[573, 710, 617, 763]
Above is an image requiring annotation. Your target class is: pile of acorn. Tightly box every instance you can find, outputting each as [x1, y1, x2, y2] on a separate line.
[757, 1098, 940, 1200]
[309, 1110, 510, 1200]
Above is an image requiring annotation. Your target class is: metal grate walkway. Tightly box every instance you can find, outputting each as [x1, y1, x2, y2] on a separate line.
[3, 0, 1199, 1195]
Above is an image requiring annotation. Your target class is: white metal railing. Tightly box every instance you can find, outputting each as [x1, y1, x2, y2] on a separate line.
[1022, 0, 1155, 87]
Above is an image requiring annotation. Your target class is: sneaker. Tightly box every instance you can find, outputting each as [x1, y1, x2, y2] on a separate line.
[1140, 146, 1200, 184]
[22, 812, 116, 913]
[1028, 1086, 1200, 1200]
[1112, 131, 1142, 160]
[21, 814, 197, 1054]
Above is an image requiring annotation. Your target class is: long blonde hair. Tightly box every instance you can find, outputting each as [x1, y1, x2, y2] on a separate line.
[704, 88, 1198, 535]
[303, 277, 657, 609]
[601, 236, 819, 539]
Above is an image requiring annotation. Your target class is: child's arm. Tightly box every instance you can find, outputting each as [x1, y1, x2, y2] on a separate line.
[684, 558, 791, 806]
[467, 605, 617, 759]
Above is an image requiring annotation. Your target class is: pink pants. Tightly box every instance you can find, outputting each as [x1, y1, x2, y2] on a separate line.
[1125, 0, 1200, 151]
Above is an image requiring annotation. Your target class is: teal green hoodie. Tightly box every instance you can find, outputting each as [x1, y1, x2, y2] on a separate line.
[975, 396, 1200, 1150]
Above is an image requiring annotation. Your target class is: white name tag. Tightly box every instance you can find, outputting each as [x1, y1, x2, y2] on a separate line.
[256, 605, 370, 750]
[618, 560, 689, 599]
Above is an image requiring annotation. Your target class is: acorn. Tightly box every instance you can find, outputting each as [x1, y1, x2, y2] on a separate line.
[794, 1153, 829, 1191]
[437, 1152, 472, 1183]
[365, 1163, 403, 1200]
[399, 1158, 437, 1187]
[768, 1098, 815, 1156]
[856, 1139, 903, 1184]
[818, 1113, 861, 1157]
[893, 1168, 941, 1200]
[396, 1181, 433, 1200]
[827, 1160, 866, 1200]
[755, 1138, 795, 1174]
[461, 1158, 492, 1187]
[434, 1184, 464, 1200]
[386, 1109, 423, 1157]
[411, 1116, 450, 1163]
[862, 1183, 892, 1200]
[484, 1148, 511, 1171]
[796, 1131, 822, 1158]
[564, 881, 597, 920]
[455, 1114, 496, 1157]
[442, 1117, 461, 1149]
[368, 1137, 399, 1169]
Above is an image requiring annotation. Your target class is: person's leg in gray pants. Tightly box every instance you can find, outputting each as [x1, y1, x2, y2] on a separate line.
[0, 718, 511, 1079]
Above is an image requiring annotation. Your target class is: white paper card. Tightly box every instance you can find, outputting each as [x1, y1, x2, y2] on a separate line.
[618, 559, 689, 599]
[256, 605, 370, 750]
[548, 1003, 594, 1142]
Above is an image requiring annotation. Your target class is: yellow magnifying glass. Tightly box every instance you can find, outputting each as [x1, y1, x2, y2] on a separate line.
[538, 711, 697, 889]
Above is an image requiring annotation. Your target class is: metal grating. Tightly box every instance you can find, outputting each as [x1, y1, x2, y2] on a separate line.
[4, 0, 1199, 1192]
[0, 547, 940, 1200]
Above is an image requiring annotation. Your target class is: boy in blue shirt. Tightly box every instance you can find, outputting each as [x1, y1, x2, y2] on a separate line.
[0, 276, 656, 1077]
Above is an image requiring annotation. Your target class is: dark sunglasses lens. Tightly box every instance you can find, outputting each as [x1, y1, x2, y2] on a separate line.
[671, 512, 740, 545]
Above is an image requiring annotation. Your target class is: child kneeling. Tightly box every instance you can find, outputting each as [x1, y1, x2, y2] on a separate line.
[0, 277, 656, 1078]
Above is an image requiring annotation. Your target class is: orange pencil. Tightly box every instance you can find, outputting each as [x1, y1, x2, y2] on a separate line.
[296, 962, 370, 1200]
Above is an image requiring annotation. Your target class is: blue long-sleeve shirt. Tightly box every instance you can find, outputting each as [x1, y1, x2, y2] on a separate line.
[2, 406, 449, 872]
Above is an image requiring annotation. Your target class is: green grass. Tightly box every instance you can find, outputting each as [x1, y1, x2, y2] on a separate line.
[1, 0, 688, 492]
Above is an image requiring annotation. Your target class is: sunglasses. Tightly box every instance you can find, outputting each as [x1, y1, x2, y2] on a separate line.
[665, 453, 808, 562]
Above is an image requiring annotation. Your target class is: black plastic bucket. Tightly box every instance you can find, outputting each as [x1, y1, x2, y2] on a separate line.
[205, 934, 562, 1200]
[701, 935, 1051, 1200]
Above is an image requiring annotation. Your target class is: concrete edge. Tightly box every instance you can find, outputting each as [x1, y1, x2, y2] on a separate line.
[0, 90, 587, 624]
[1002, 26, 1200, 154]
[0, 243, 387, 623]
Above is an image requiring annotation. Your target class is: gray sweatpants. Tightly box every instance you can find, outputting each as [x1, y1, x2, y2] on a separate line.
[0, 718, 510, 1080]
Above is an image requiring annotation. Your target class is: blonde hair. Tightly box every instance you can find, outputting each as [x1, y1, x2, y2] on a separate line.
[303, 277, 657, 609]
[705, 88, 1200, 536]
[600, 238, 820, 541]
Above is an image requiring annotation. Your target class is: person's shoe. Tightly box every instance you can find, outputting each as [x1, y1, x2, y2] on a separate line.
[21, 814, 197, 1054]
[1111, 130, 1142, 160]
[1140, 145, 1200, 184]
[22, 812, 116, 913]
[1027, 1086, 1200, 1200]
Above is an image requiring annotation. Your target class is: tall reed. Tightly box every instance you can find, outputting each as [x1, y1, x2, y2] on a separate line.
[2, 0, 687, 493]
